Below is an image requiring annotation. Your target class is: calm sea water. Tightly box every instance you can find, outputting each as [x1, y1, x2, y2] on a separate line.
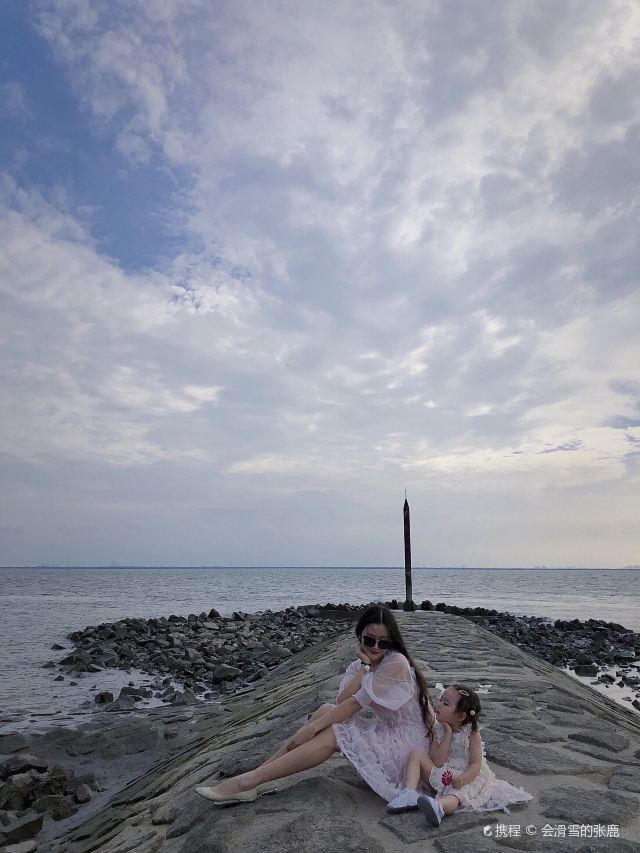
[1, 566, 639, 725]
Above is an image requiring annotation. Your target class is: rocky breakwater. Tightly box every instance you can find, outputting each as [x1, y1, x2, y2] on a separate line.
[419, 601, 640, 710]
[52, 605, 355, 709]
[0, 742, 98, 851]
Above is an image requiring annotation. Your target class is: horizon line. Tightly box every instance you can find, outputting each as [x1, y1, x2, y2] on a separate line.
[2, 564, 638, 571]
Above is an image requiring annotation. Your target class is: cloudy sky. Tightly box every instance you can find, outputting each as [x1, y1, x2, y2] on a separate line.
[1, 0, 639, 568]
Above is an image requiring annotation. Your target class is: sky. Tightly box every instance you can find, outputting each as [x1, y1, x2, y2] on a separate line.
[1, 0, 639, 569]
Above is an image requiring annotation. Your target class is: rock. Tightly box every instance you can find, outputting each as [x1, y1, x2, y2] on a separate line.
[212, 664, 242, 682]
[1, 754, 48, 778]
[32, 792, 78, 820]
[2, 840, 38, 853]
[247, 815, 386, 853]
[120, 686, 151, 698]
[107, 694, 137, 711]
[172, 688, 199, 706]
[432, 831, 528, 852]
[74, 782, 92, 803]
[51, 643, 65, 650]
[0, 813, 43, 846]
[568, 730, 630, 752]
[0, 735, 28, 755]
[540, 785, 640, 825]
[574, 664, 598, 676]
[94, 691, 114, 704]
[165, 795, 212, 839]
[609, 766, 640, 793]
[0, 770, 40, 811]
[486, 740, 593, 775]
[268, 644, 292, 660]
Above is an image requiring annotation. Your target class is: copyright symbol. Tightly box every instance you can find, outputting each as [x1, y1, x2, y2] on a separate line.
[526, 825, 537, 836]
[483, 826, 493, 836]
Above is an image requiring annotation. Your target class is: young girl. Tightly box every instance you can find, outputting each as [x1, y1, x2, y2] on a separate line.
[386, 684, 533, 826]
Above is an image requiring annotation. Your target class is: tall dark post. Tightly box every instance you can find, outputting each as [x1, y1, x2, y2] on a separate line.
[403, 493, 415, 611]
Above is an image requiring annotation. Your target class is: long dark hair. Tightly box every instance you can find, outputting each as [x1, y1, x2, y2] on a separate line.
[356, 605, 433, 740]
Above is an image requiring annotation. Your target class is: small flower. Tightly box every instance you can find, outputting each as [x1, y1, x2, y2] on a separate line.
[441, 769, 454, 786]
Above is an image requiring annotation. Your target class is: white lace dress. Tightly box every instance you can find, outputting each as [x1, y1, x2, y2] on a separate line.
[429, 721, 533, 812]
[332, 651, 431, 803]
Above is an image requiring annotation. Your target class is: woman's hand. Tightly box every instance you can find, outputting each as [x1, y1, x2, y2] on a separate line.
[355, 645, 370, 665]
[451, 775, 464, 790]
[285, 725, 316, 751]
[440, 722, 453, 738]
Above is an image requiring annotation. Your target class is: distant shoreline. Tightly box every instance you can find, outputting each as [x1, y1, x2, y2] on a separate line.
[3, 564, 639, 571]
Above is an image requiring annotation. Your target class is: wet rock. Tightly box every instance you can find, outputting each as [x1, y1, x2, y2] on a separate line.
[120, 686, 152, 698]
[0, 735, 28, 755]
[574, 664, 598, 676]
[107, 694, 137, 711]
[57, 605, 351, 703]
[94, 691, 114, 704]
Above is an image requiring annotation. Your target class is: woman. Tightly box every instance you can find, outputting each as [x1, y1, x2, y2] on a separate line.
[195, 604, 433, 805]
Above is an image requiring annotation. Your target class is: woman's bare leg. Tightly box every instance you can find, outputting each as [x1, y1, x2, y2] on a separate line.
[209, 727, 338, 796]
[258, 744, 288, 768]
[258, 704, 337, 768]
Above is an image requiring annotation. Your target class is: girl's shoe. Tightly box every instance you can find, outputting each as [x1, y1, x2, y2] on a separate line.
[386, 788, 420, 813]
[417, 794, 444, 827]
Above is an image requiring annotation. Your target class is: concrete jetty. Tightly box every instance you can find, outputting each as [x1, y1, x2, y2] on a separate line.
[50, 611, 640, 852]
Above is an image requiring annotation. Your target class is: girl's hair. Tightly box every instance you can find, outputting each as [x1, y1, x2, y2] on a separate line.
[355, 605, 433, 740]
[451, 683, 481, 732]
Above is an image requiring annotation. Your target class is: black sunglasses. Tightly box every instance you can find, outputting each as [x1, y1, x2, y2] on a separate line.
[360, 635, 393, 650]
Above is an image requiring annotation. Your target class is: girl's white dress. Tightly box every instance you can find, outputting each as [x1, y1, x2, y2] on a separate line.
[429, 721, 533, 812]
[332, 651, 430, 803]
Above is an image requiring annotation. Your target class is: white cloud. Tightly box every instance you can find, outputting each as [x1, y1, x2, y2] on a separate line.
[2, 1, 639, 565]
[1, 82, 31, 120]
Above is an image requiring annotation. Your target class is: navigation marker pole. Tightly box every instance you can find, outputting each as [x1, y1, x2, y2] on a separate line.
[403, 492, 415, 611]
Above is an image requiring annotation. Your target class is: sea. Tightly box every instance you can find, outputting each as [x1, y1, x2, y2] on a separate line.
[1, 566, 639, 727]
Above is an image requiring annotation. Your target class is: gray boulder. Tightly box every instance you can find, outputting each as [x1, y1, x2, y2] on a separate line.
[0, 813, 43, 846]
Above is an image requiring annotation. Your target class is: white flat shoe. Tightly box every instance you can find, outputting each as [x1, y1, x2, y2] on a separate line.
[195, 785, 277, 805]
[195, 785, 259, 804]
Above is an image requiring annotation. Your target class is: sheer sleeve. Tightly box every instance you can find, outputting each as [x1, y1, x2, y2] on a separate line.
[336, 659, 362, 698]
[353, 652, 414, 711]
[432, 720, 445, 745]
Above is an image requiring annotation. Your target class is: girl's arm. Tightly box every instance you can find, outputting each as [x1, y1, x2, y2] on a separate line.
[429, 723, 452, 767]
[452, 730, 483, 788]
[286, 697, 361, 749]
